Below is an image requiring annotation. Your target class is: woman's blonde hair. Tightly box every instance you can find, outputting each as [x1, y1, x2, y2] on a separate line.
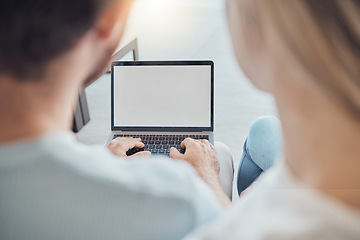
[258, 0, 360, 117]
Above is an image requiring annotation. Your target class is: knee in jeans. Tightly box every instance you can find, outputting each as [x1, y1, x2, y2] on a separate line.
[248, 116, 281, 145]
[246, 116, 282, 169]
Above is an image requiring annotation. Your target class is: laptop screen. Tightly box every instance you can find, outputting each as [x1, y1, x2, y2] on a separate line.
[111, 61, 213, 130]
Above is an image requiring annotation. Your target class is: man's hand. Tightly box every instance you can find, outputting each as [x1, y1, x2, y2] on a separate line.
[170, 138, 231, 208]
[170, 138, 219, 179]
[107, 137, 151, 158]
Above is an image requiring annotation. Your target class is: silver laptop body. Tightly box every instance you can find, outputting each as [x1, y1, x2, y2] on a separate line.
[107, 61, 214, 156]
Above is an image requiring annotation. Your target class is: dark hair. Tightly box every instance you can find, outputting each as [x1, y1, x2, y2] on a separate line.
[0, 0, 110, 80]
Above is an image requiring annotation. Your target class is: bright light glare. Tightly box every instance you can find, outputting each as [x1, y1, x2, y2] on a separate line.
[119, 0, 224, 59]
[147, 0, 163, 7]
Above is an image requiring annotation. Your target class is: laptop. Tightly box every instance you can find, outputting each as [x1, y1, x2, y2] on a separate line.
[107, 60, 214, 156]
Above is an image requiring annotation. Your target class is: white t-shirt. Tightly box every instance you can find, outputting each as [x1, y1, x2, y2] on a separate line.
[0, 132, 222, 240]
[185, 160, 360, 240]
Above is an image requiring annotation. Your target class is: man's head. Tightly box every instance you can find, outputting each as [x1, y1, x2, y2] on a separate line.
[0, 0, 132, 85]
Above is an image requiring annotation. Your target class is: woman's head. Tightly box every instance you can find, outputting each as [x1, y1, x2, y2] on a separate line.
[227, 0, 360, 117]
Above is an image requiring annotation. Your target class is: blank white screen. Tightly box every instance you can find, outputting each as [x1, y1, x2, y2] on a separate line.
[113, 65, 211, 127]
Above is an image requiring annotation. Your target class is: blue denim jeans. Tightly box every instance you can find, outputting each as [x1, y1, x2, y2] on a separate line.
[237, 116, 282, 196]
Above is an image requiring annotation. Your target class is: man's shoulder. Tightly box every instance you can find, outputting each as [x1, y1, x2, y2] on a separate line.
[0, 133, 222, 240]
[45, 134, 223, 226]
[39, 133, 211, 201]
[1, 132, 203, 199]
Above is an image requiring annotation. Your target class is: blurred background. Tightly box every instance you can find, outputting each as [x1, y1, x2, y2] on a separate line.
[77, 0, 277, 194]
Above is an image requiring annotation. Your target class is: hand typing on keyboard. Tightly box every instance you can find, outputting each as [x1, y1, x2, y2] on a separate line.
[112, 134, 209, 156]
[169, 138, 219, 178]
[107, 137, 151, 158]
[169, 138, 231, 208]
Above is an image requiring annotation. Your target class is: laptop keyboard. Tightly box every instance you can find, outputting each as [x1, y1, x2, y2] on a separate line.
[113, 134, 210, 156]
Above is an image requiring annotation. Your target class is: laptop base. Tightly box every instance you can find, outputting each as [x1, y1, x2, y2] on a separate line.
[106, 132, 214, 156]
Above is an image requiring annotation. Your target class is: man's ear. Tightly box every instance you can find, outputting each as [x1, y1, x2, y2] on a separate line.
[95, 0, 132, 40]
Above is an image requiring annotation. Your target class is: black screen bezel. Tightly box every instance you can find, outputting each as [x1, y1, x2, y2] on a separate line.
[111, 60, 214, 132]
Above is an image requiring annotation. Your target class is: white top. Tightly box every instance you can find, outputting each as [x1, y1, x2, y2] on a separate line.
[185, 160, 360, 240]
[0, 132, 222, 240]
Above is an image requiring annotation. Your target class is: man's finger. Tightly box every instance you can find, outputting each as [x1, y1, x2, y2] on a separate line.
[125, 138, 144, 150]
[169, 147, 183, 159]
[199, 139, 213, 148]
[129, 151, 151, 158]
[134, 141, 145, 148]
[198, 139, 210, 144]
[181, 138, 195, 149]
